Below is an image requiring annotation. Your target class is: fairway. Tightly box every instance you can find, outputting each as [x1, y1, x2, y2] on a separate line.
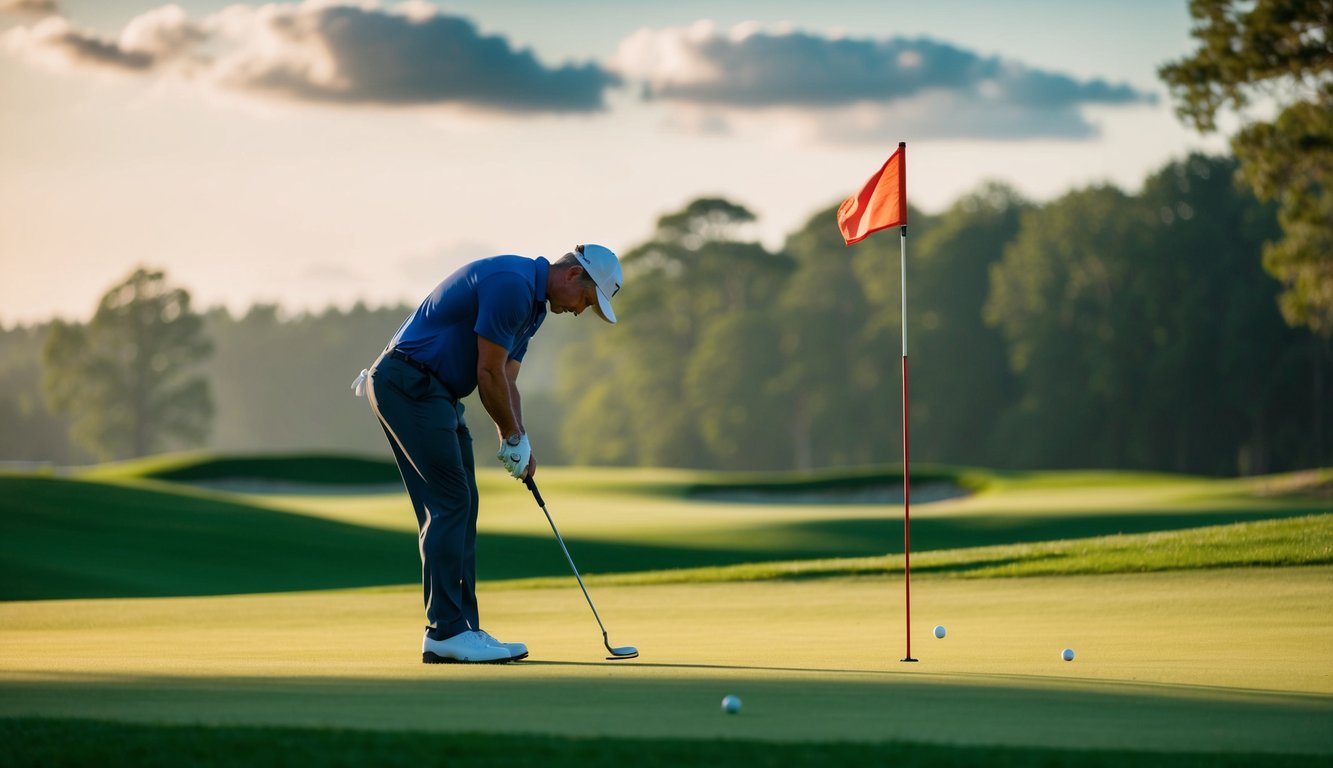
[2, 569, 1330, 754]
[5, 464, 1327, 600]
[2, 459, 1330, 764]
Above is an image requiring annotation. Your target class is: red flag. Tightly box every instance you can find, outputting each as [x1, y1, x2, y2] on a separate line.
[837, 143, 906, 245]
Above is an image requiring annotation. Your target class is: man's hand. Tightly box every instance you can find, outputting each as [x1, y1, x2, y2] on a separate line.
[497, 433, 532, 479]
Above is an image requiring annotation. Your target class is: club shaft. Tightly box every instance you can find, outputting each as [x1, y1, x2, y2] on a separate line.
[537, 499, 610, 640]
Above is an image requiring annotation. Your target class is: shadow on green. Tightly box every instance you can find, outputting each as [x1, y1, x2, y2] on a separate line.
[1, 671, 1329, 756]
[3, 717, 1323, 768]
[0, 476, 416, 600]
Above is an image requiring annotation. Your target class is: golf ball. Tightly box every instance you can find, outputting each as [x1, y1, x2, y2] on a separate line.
[1062, 648, 1075, 661]
[933, 625, 946, 639]
[721, 694, 742, 714]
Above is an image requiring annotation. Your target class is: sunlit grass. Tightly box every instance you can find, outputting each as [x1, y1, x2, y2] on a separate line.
[2, 460, 1329, 600]
[3, 455, 1332, 760]
[487, 513, 1332, 589]
[2, 569, 1331, 750]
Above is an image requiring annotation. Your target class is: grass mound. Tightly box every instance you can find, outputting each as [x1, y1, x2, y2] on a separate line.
[79, 452, 401, 486]
[0, 475, 414, 600]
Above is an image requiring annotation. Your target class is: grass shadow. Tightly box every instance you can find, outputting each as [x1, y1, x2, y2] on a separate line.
[0, 672, 1328, 755]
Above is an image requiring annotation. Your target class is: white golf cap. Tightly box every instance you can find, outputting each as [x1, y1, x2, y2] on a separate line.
[573, 243, 623, 324]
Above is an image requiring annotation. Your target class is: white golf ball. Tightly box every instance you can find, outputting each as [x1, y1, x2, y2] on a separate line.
[721, 694, 742, 714]
[933, 625, 946, 639]
[1062, 648, 1075, 661]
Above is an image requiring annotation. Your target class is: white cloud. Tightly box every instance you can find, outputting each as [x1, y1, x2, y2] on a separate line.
[612, 21, 1156, 141]
[2, 1, 619, 113]
[119, 5, 205, 59]
[3, 16, 151, 72]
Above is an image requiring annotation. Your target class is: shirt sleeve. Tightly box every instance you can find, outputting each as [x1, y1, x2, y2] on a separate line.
[474, 272, 533, 353]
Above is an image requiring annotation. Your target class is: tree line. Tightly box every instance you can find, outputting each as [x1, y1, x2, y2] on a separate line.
[2, 153, 1325, 476]
[554, 154, 1327, 476]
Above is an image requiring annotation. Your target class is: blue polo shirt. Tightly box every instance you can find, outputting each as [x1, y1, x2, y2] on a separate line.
[388, 256, 548, 399]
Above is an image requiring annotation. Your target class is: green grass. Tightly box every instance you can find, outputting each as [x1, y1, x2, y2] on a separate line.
[0, 475, 414, 600]
[495, 512, 1333, 589]
[2, 465, 1328, 600]
[75, 451, 1328, 501]
[3, 456, 1332, 763]
[2, 570, 1331, 752]
[77, 452, 403, 486]
[1, 718, 1320, 768]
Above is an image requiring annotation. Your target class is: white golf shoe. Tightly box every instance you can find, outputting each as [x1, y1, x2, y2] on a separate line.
[477, 630, 528, 661]
[422, 630, 513, 664]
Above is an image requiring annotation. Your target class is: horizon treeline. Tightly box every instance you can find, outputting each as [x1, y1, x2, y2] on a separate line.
[1, 153, 1327, 475]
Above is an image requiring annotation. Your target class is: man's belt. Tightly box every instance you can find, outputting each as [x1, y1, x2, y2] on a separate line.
[387, 349, 457, 402]
[388, 348, 432, 374]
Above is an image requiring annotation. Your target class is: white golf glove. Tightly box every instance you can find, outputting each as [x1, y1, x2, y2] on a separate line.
[497, 433, 531, 479]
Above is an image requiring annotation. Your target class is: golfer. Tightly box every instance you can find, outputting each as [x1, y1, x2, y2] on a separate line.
[353, 244, 623, 663]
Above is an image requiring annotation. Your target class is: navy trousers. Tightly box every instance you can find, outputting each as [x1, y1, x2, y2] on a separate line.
[367, 355, 480, 640]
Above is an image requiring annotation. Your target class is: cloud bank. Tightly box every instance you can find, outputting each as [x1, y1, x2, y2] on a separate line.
[4, 8, 1155, 140]
[2, 1, 617, 113]
[613, 21, 1156, 140]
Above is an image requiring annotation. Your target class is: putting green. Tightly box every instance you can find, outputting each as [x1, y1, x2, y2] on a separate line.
[2, 568, 1329, 754]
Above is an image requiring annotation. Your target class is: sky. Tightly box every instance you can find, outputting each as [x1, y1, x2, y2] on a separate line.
[0, 0, 1228, 325]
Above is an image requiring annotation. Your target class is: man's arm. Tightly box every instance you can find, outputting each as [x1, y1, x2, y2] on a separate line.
[476, 336, 521, 440]
[505, 358, 524, 437]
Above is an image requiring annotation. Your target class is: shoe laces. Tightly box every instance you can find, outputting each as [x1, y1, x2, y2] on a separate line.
[447, 630, 485, 649]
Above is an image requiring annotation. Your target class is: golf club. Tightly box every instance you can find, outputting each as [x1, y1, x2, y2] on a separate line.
[525, 477, 639, 660]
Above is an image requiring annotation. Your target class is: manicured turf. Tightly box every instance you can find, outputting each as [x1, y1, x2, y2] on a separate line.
[1, 719, 1321, 768]
[77, 452, 403, 486]
[2, 457, 1329, 763]
[3, 465, 1327, 600]
[266, 466, 1333, 561]
[1, 569, 1330, 754]
[0, 475, 414, 600]
[502, 513, 1333, 588]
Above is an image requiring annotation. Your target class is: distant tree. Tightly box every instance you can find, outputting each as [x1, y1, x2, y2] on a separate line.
[42, 268, 213, 460]
[985, 156, 1322, 474]
[779, 204, 884, 470]
[906, 183, 1027, 467]
[1159, 0, 1333, 336]
[558, 197, 794, 467]
[684, 311, 790, 469]
[0, 324, 78, 463]
[985, 186, 1156, 469]
[1137, 155, 1325, 473]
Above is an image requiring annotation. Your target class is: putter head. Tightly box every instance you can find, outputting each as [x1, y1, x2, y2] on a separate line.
[606, 646, 638, 660]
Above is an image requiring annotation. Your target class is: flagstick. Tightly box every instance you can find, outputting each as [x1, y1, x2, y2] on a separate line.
[834, 139, 913, 662]
[900, 217, 917, 663]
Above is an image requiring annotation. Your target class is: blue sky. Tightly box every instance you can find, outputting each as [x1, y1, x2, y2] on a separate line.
[0, 0, 1225, 324]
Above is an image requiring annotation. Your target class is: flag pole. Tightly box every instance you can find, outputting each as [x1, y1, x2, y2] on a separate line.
[898, 141, 916, 663]
[831, 140, 913, 662]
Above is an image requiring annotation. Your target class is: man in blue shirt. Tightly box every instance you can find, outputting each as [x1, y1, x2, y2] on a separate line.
[356, 244, 623, 664]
